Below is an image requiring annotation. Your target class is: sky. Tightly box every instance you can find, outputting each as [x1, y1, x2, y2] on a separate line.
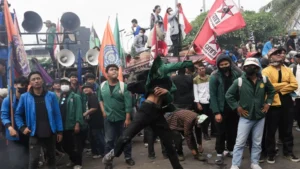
[9, 0, 272, 52]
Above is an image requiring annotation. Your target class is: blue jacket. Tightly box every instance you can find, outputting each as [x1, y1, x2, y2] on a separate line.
[15, 91, 63, 136]
[262, 41, 272, 56]
[1, 96, 19, 140]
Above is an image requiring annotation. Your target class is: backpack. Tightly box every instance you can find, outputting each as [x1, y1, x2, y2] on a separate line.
[101, 81, 125, 95]
[237, 76, 267, 92]
[292, 64, 297, 76]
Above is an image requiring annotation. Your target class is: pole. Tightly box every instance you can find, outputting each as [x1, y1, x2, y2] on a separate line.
[203, 0, 206, 12]
[238, 0, 241, 9]
[183, 17, 208, 60]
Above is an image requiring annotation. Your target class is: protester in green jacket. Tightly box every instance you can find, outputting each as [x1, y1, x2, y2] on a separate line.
[209, 54, 242, 165]
[225, 58, 275, 169]
[59, 78, 84, 168]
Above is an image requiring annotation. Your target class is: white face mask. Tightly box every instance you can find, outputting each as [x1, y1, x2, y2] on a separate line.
[60, 85, 70, 93]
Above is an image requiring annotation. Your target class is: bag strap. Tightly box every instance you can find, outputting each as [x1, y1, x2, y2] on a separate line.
[293, 64, 297, 76]
[262, 75, 267, 84]
[100, 81, 107, 90]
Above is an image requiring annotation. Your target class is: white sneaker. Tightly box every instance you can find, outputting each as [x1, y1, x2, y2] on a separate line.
[251, 163, 262, 169]
[230, 165, 239, 169]
[66, 162, 74, 167]
[144, 143, 148, 148]
[295, 127, 300, 132]
[93, 155, 102, 159]
[102, 149, 115, 164]
[73, 165, 82, 169]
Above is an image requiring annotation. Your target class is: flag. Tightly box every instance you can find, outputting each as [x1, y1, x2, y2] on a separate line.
[90, 25, 100, 49]
[208, 0, 246, 36]
[150, 24, 168, 65]
[193, 19, 222, 61]
[77, 49, 82, 84]
[163, 4, 192, 41]
[53, 18, 61, 58]
[31, 58, 53, 84]
[98, 22, 123, 81]
[5, 3, 31, 77]
[113, 15, 124, 67]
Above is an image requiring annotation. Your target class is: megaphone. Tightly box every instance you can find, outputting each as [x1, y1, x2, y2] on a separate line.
[61, 12, 81, 31]
[22, 11, 43, 33]
[57, 49, 75, 67]
[86, 49, 99, 66]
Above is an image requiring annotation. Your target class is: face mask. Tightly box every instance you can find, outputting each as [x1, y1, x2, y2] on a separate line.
[238, 63, 242, 68]
[219, 66, 230, 73]
[60, 85, 70, 93]
[269, 61, 281, 66]
[139, 33, 143, 36]
[244, 67, 257, 76]
[18, 88, 27, 94]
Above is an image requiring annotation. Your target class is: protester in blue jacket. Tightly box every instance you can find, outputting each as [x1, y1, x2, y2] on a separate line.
[262, 37, 273, 56]
[1, 76, 29, 169]
[15, 71, 63, 169]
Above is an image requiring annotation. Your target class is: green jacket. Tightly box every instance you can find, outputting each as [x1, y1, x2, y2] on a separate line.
[145, 57, 194, 105]
[46, 27, 56, 49]
[225, 74, 275, 120]
[99, 81, 132, 122]
[209, 69, 241, 114]
[63, 92, 84, 130]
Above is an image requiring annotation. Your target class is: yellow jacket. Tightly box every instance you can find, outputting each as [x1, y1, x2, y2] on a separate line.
[262, 65, 298, 106]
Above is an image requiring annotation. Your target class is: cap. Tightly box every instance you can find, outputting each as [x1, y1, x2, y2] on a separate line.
[197, 114, 208, 124]
[60, 77, 70, 84]
[82, 82, 94, 90]
[267, 48, 281, 58]
[243, 58, 260, 67]
[43, 20, 52, 24]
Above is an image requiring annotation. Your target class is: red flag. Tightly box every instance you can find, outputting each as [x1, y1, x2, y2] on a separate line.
[150, 25, 168, 63]
[163, 4, 192, 40]
[193, 19, 222, 61]
[208, 0, 246, 36]
[98, 22, 123, 81]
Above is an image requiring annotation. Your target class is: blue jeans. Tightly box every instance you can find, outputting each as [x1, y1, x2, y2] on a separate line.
[232, 117, 265, 166]
[89, 128, 105, 156]
[104, 119, 132, 159]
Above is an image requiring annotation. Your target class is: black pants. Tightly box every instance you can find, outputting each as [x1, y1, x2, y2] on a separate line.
[114, 101, 183, 169]
[295, 99, 300, 128]
[29, 136, 56, 169]
[144, 127, 165, 157]
[8, 135, 29, 169]
[266, 95, 294, 157]
[171, 34, 181, 57]
[46, 47, 56, 64]
[63, 131, 83, 166]
[215, 109, 239, 154]
[197, 104, 216, 135]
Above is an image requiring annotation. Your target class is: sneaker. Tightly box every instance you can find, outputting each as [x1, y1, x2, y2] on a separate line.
[66, 162, 74, 167]
[178, 155, 185, 161]
[284, 154, 300, 162]
[125, 158, 135, 166]
[230, 166, 239, 169]
[259, 155, 265, 163]
[148, 155, 156, 160]
[295, 127, 300, 132]
[73, 165, 82, 169]
[215, 155, 224, 165]
[194, 153, 206, 161]
[93, 155, 103, 159]
[105, 164, 113, 169]
[102, 149, 115, 165]
[144, 143, 148, 148]
[267, 156, 275, 164]
[226, 151, 233, 158]
[251, 163, 262, 169]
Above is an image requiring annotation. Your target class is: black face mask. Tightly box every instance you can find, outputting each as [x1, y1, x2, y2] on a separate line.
[219, 66, 230, 73]
[244, 67, 257, 76]
[18, 88, 27, 94]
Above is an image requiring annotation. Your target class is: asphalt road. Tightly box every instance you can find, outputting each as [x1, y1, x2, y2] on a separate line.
[55, 127, 300, 169]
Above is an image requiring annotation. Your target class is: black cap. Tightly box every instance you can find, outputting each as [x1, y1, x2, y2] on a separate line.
[85, 73, 96, 80]
[68, 72, 77, 78]
[82, 82, 94, 90]
[52, 79, 60, 85]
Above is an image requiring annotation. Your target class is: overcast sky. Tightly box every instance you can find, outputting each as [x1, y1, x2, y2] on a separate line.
[9, 0, 272, 51]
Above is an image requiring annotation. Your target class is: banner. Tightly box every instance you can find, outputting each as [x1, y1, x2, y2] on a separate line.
[208, 0, 246, 36]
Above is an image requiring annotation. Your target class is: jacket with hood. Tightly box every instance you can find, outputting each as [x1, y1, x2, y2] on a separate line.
[209, 54, 242, 114]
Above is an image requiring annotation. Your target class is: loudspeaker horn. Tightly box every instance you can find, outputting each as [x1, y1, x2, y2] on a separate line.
[22, 11, 43, 33]
[57, 49, 75, 67]
[61, 12, 81, 31]
[86, 49, 99, 66]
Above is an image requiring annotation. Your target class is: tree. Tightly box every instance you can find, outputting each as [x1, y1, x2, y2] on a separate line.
[183, 11, 284, 49]
[260, 0, 300, 29]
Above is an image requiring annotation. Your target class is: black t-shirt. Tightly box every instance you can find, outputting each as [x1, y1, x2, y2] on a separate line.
[87, 94, 103, 129]
[34, 91, 52, 138]
[287, 38, 295, 52]
[109, 85, 116, 93]
[59, 93, 69, 128]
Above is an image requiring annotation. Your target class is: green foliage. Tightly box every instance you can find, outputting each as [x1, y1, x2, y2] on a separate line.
[183, 11, 285, 50]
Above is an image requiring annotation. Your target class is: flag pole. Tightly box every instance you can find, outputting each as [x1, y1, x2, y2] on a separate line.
[183, 16, 208, 60]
